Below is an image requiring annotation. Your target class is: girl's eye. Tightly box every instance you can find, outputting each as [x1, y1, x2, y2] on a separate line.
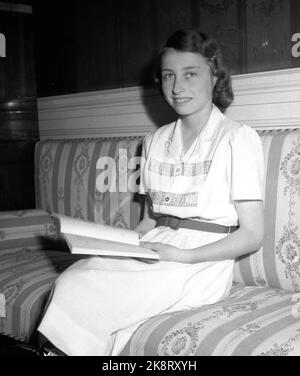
[185, 72, 197, 78]
[162, 73, 175, 80]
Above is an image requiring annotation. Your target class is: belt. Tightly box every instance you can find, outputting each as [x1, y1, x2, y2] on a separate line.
[155, 215, 239, 234]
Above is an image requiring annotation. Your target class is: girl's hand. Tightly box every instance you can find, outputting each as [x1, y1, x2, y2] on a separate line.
[140, 241, 183, 262]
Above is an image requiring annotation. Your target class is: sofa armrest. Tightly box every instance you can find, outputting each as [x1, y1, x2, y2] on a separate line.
[0, 209, 59, 253]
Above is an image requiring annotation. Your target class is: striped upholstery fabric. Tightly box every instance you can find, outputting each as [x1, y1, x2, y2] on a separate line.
[233, 129, 300, 292]
[120, 284, 300, 356]
[0, 247, 88, 341]
[0, 208, 87, 341]
[0, 209, 57, 252]
[35, 137, 144, 230]
[1, 129, 300, 354]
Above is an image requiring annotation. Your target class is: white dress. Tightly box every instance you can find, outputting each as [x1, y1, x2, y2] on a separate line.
[38, 105, 264, 356]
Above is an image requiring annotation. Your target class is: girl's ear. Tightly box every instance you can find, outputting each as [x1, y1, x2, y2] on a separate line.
[212, 75, 217, 88]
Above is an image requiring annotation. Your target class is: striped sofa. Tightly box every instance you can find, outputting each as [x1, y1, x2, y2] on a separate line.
[0, 129, 300, 356]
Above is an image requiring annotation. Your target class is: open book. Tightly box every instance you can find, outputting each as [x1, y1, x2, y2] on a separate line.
[52, 214, 159, 261]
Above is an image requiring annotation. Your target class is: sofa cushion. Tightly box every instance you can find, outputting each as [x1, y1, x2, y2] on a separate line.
[35, 137, 144, 230]
[0, 209, 58, 252]
[234, 129, 300, 292]
[35, 131, 300, 292]
[0, 247, 88, 341]
[120, 284, 300, 356]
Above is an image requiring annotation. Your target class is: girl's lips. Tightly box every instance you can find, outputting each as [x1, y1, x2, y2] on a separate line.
[173, 97, 192, 104]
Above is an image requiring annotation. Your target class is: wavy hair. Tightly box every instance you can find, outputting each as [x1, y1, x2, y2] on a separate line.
[154, 28, 234, 112]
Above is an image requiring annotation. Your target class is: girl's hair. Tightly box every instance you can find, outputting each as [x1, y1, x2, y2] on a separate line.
[154, 28, 234, 112]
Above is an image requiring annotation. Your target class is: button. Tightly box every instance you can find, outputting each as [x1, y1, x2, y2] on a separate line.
[175, 164, 182, 175]
[165, 141, 171, 151]
[164, 196, 170, 203]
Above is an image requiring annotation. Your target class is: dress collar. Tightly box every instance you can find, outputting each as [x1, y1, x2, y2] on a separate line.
[166, 105, 225, 162]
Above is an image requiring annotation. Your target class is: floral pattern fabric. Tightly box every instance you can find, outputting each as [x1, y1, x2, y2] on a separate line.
[233, 129, 300, 292]
[35, 137, 144, 230]
[0, 209, 58, 252]
[120, 284, 300, 356]
[1, 129, 300, 353]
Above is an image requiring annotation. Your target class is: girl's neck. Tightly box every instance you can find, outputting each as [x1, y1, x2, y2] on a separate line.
[181, 104, 213, 136]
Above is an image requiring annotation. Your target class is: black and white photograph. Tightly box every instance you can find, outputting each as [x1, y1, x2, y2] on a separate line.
[0, 0, 300, 363]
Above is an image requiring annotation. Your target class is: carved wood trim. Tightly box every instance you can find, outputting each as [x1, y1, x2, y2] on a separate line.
[37, 67, 300, 139]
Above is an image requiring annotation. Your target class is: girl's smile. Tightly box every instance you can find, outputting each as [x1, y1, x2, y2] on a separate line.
[161, 48, 215, 122]
[172, 97, 192, 104]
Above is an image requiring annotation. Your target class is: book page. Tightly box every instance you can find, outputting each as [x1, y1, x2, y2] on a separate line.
[64, 233, 159, 260]
[52, 214, 139, 245]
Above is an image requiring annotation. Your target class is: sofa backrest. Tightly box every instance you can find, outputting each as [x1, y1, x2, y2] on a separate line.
[35, 128, 300, 292]
[234, 128, 300, 292]
[35, 136, 144, 230]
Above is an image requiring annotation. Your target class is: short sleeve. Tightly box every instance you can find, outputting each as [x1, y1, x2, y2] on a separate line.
[139, 133, 152, 195]
[229, 125, 264, 201]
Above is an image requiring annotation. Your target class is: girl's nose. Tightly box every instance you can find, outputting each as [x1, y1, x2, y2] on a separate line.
[172, 78, 185, 94]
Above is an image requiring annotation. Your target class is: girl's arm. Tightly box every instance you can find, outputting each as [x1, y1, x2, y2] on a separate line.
[134, 196, 156, 237]
[141, 200, 264, 263]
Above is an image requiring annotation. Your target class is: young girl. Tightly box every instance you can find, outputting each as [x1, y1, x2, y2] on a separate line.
[38, 28, 264, 356]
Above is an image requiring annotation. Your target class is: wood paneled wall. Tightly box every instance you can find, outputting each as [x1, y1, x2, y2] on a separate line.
[0, 2, 38, 210]
[33, 0, 300, 97]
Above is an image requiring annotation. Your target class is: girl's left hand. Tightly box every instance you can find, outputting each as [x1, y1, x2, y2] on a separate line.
[140, 241, 182, 262]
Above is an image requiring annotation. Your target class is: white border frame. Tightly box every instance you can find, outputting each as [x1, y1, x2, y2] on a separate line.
[37, 67, 300, 139]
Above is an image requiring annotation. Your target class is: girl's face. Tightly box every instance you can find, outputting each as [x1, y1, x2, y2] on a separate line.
[160, 48, 215, 119]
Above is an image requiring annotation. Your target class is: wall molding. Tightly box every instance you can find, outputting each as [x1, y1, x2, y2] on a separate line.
[0, 2, 32, 13]
[37, 67, 300, 139]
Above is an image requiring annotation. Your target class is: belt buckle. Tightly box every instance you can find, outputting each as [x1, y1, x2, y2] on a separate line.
[227, 226, 232, 234]
[171, 217, 181, 230]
